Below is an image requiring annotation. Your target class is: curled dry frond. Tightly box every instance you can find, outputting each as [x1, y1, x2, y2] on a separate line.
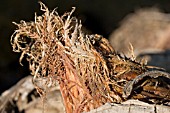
[11, 2, 150, 113]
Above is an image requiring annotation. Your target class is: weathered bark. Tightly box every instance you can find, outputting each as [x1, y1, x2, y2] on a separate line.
[86, 100, 170, 113]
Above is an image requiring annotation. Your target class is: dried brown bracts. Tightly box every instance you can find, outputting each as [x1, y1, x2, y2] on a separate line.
[123, 71, 170, 104]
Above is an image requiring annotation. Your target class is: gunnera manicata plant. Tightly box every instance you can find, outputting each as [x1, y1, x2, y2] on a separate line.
[10, 2, 170, 113]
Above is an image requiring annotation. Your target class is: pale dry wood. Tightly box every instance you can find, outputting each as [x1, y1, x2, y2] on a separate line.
[86, 100, 170, 113]
[0, 76, 65, 113]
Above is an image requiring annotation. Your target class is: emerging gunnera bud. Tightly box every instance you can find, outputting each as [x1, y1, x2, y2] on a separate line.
[10, 2, 170, 113]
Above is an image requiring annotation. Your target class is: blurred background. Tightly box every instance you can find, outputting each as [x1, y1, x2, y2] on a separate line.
[1, 0, 170, 94]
